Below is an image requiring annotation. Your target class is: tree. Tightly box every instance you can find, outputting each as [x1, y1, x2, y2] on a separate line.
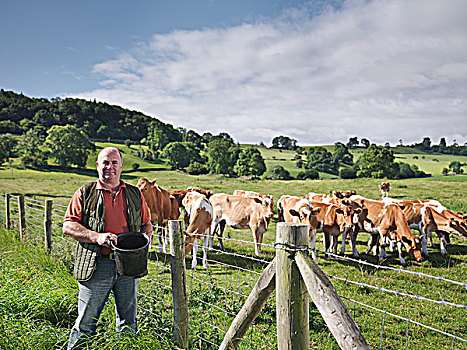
[439, 137, 447, 148]
[306, 147, 337, 174]
[162, 142, 190, 169]
[265, 165, 292, 180]
[296, 169, 319, 180]
[146, 120, 182, 151]
[332, 143, 353, 167]
[207, 138, 237, 175]
[361, 138, 370, 148]
[19, 129, 48, 168]
[186, 162, 209, 175]
[45, 125, 94, 167]
[339, 167, 357, 179]
[357, 144, 400, 179]
[0, 134, 18, 164]
[347, 137, 359, 149]
[271, 135, 297, 150]
[448, 161, 465, 174]
[234, 148, 266, 177]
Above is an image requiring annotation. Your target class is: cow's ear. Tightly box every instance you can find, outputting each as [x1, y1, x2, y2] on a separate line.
[311, 207, 321, 215]
[289, 209, 300, 217]
[253, 197, 262, 204]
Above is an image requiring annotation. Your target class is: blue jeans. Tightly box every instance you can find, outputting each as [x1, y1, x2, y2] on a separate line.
[67, 255, 139, 349]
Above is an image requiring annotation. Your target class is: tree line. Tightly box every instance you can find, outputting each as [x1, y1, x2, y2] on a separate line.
[1, 90, 465, 179]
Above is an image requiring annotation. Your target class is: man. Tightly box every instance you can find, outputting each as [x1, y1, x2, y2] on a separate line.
[63, 147, 153, 349]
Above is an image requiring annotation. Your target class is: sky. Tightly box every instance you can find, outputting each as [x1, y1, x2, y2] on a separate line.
[1, 0, 467, 146]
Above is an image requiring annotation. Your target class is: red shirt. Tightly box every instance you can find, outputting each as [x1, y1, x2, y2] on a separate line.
[64, 180, 151, 254]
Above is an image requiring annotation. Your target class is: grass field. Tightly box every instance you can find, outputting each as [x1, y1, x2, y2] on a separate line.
[0, 143, 466, 349]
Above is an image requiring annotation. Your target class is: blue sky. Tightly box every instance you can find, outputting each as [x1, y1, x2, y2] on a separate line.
[2, 0, 467, 146]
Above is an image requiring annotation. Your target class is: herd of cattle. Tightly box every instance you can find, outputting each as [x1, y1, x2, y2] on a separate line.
[136, 178, 467, 269]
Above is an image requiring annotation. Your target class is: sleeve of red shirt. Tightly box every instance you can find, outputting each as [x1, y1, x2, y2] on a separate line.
[63, 188, 83, 223]
[140, 190, 151, 224]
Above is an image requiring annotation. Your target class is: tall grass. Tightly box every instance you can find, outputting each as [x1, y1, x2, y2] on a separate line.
[0, 228, 173, 350]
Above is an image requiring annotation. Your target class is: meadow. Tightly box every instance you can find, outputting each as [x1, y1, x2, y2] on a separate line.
[0, 143, 466, 349]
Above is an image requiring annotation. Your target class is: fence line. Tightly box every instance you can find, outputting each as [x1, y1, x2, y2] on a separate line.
[328, 274, 467, 309]
[0, 192, 465, 349]
[316, 248, 467, 288]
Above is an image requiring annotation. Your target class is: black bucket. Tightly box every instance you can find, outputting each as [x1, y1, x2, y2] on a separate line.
[110, 232, 149, 277]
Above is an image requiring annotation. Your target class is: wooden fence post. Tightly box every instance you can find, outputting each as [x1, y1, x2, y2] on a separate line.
[169, 220, 189, 349]
[295, 251, 370, 350]
[18, 195, 26, 240]
[219, 258, 277, 350]
[5, 194, 11, 229]
[44, 199, 53, 253]
[276, 222, 309, 350]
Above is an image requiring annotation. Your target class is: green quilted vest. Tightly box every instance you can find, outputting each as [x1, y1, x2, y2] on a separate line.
[73, 180, 142, 281]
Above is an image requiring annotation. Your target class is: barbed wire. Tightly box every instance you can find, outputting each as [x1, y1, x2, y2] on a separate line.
[329, 274, 467, 309]
[315, 248, 467, 288]
[341, 296, 467, 344]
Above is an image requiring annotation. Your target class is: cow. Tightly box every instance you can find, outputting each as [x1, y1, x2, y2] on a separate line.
[308, 200, 361, 259]
[137, 177, 181, 253]
[379, 182, 390, 198]
[349, 195, 423, 265]
[182, 191, 213, 270]
[210, 193, 274, 255]
[277, 195, 321, 261]
[233, 190, 274, 215]
[306, 192, 371, 256]
[330, 190, 357, 199]
[187, 186, 214, 198]
[381, 197, 467, 255]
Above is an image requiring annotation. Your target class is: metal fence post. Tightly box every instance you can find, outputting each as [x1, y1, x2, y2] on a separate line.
[44, 199, 53, 253]
[276, 222, 309, 350]
[5, 194, 11, 229]
[169, 220, 189, 349]
[18, 195, 26, 240]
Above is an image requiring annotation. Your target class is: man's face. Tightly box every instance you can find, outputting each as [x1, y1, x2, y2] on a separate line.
[96, 150, 123, 184]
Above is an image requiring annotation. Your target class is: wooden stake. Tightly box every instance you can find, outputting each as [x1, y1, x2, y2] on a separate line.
[295, 251, 370, 350]
[169, 220, 189, 349]
[276, 222, 309, 350]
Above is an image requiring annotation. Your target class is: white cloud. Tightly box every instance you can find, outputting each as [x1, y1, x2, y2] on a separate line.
[71, 0, 467, 146]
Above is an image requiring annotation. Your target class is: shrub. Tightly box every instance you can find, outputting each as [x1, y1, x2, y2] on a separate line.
[339, 167, 357, 179]
[296, 169, 319, 180]
[265, 165, 292, 180]
[187, 162, 209, 175]
[132, 163, 140, 170]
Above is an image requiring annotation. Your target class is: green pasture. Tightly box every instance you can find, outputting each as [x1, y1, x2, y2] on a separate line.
[0, 142, 466, 349]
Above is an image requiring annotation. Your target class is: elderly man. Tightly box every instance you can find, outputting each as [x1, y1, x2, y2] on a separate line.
[63, 147, 153, 349]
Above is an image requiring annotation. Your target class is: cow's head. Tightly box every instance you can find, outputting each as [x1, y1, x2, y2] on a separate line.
[401, 235, 423, 262]
[137, 177, 151, 192]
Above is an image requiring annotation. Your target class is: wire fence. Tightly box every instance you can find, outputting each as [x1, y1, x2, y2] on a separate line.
[0, 192, 466, 349]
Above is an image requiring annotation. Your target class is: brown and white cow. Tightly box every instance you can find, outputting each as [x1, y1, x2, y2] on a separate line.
[349, 195, 423, 265]
[308, 200, 360, 259]
[277, 195, 321, 261]
[379, 182, 390, 198]
[306, 193, 371, 256]
[381, 197, 467, 255]
[233, 190, 274, 217]
[182, 191, 213, 269]
[137, 177, 181, 253]
[187, 186, 214, 198]
[331, 190, 357, 198]
[210, 193, 274, 255]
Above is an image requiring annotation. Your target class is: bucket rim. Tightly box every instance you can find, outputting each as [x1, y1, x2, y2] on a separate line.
[110, 233, 149, 252]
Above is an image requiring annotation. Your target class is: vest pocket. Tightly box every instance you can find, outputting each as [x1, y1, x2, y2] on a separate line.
[73, 242, 101, 281]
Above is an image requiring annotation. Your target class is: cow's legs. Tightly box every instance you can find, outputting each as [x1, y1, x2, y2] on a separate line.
[439, 232, 447, 255]
[419, 224, 429, 256]
[350, 226, 360, 257]
[309, 229, 317, 262]
[202, 228, 209, 269]
[396, 241, 407, 265]
[191, 238, 199, 270]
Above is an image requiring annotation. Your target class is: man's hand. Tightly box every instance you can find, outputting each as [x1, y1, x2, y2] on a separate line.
[96, 232, 118, 247]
